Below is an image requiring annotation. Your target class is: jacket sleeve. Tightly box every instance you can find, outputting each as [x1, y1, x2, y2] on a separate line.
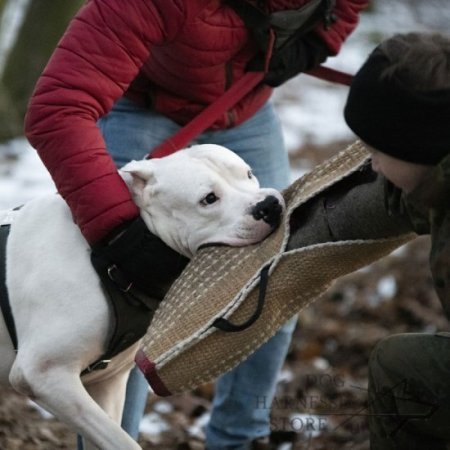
[313, 0, 369, 55]
[287, 165, 413, 250]
[24, 0, 185, 243]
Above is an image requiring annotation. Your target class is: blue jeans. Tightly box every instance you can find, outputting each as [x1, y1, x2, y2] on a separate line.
[95, 97, 296, 449]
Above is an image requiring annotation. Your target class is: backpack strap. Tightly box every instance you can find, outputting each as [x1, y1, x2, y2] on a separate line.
[227, 0, 335, 51]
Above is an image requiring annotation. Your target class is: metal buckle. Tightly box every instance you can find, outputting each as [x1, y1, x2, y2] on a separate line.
[107, 264, 133, 292]
[84, 359, 112, 373]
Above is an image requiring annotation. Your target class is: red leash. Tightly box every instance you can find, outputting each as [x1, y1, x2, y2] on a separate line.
[305, 65, 354, 86]
[148, 61, 353, 159]
[148, 71, 265, 159]
[148, 31, 276, 159]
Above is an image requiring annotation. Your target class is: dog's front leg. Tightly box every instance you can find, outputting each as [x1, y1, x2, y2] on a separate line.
[9, 359, 141, 450]
[84, 369, 130, 424]
[80, 368, 132, 450]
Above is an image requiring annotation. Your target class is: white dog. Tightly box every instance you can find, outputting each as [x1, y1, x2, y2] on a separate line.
[0, 144, 284, 450]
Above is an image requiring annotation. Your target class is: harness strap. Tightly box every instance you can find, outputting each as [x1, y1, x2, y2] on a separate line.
[81, 267, 161, 375]
[0, 225, 18, 350]
[0, 210, 157, 373]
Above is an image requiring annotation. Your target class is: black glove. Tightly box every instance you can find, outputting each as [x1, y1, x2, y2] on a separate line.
[90, 217, 190, 300]
[247, 33, 330, 87]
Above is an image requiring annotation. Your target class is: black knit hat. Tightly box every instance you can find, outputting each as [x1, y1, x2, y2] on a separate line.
[344, 49, 450, 166]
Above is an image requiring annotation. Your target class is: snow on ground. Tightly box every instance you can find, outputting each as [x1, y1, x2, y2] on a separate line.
[0, 138, 55, 209]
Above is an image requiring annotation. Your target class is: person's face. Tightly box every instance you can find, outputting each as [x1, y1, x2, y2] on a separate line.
[368, 147, 433, 193]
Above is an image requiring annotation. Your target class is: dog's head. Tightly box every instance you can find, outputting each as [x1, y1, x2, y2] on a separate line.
[121, 144, 285, 257]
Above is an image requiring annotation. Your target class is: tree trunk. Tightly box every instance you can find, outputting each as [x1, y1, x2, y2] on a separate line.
[0, 0, 84, 142]
[0, 0, 6, 18]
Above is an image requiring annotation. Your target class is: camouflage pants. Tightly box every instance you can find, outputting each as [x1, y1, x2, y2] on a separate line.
[368, 332, 450, 450]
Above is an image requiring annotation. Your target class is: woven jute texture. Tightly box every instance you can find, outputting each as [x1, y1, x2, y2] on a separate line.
[136, 141, 414, 395]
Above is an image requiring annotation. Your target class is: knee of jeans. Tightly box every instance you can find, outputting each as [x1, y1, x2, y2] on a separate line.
[207, 397, 271, 442]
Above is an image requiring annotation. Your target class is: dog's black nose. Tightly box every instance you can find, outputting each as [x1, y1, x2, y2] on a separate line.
[252, 195, 282, 227]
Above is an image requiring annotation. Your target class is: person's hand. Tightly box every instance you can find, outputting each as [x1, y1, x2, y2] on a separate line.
[247, 34, 330, 87]
[90, 217, 189, 300]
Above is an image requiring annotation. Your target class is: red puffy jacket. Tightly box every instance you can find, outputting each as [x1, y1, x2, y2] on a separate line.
[25, 0, 368, 243]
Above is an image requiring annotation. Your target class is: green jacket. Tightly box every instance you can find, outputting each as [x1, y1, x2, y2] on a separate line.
[396, 153, 450, 318]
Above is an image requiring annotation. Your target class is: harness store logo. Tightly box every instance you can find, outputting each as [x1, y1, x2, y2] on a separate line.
[254, 373, 440, 445]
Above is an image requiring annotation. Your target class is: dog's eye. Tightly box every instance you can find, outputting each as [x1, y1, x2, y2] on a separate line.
[201, 192, 218, 206]
[247, 170, 253, 179]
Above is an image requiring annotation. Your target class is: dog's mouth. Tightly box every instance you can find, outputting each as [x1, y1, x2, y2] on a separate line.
[197, 242, 231, 250]
[198, 217, 282, 251]
[195, 195, 284, 252]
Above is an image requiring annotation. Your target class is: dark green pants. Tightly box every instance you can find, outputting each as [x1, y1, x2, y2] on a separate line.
[368, 333, 450, 450]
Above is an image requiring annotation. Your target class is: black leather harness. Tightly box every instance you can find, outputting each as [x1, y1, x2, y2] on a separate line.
[81, 266, 161, 375]
[0, 214, 161, 375]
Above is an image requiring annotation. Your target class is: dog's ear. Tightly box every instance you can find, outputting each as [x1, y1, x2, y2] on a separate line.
[121, 160, 157, 198]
